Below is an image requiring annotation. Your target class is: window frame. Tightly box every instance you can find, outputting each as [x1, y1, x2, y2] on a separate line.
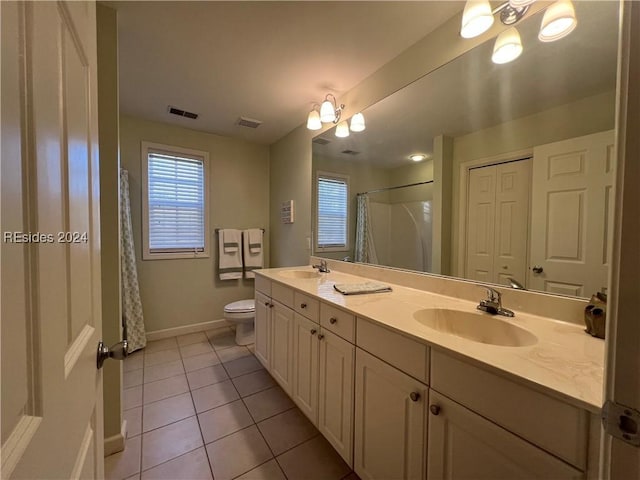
[315, 171, 350, 253]
[141, 141, 210, 260]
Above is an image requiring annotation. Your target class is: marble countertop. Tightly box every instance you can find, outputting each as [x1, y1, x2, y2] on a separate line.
[256, 266, 605, 413]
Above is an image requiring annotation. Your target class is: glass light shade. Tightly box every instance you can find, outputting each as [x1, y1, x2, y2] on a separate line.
[410, 154, 427, 162]
[538, 0, 577, 42]
[492, 27, 523, 64]
[335, 121, 350, 138]
[460, 0, 495, 39]
[350, 113, 366, 132]
[509, 0, 536, 8]
[306, 110, 322, 130]
[320, 100, 337, 123]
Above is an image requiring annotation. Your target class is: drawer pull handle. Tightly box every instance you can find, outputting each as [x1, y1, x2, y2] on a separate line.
[430, 404, 441, 415]
[269, 303, 274, 308]
[264, 301, 270, 307]
[409, 392, 420, 402]
[310, 329, 317, 335]
[300, 303, 307, 309]
[329, 317, 337, 324]
[318, 334, 325, 340]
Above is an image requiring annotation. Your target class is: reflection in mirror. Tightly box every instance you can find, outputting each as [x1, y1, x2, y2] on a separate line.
[311, 1, 618, 299]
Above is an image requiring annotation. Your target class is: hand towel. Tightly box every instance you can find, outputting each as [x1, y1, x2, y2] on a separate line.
[333, 281, 392, 295]
[218, 229, 242, 280]
[223, 229, 240, 253]
[243, 229, 264, 279]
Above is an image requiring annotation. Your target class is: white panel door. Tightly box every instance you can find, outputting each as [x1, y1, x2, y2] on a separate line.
[1, 2, 104, 478]
[318, 330, 354, 467]
[530, 131, 615, 297]
[427, 391, 583, 480]
[254, 292, 271, 368]
[465, 167, 496, 283]
[270, 301, 294, 395]
[354, 349, 427, 480]
[291, 314, 319, 424]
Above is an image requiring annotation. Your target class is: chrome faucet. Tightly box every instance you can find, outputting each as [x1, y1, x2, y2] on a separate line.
[312, 259, 330, 273]
[477, 287, 515, 317]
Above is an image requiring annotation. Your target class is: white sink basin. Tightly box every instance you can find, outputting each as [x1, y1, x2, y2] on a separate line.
[413, 308, 537, 347]
[278, 270, 320, 279]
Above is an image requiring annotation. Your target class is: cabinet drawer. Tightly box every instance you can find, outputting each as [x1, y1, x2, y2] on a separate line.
[356, 318, 429, 384]
[431, 350, 588, 470]
[255, 275, 271, 296]
[320, 303, 355, 343]
[294, 292, 319, 322]
[272, 282, 294, 309]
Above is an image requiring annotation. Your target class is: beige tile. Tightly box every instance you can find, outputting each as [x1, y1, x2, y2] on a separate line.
[277, 435, 350, 480]
[124, 368, 144, 389]
[143, 375, 189, 404]
[206, 328, 236, 350]
[223, 355, 263, 378]
[124, 354, 144, 372]
[141, 417, 203, 470]
[232, 370, 276, 397]
[180, 341, 214, 359]
[177, 332, 208, 346]
[183, 352, 220, 373]
[144, 360, 184, 384]
[124, 386, 143, 410]
[198, 399, 254, 444]
[191, 379, 239, 413]
[205, 426, 272, 480]
[217, 345, 251, 363]
[145, 337, 178, 353]
[140, 447, 212, 480]
[257, 408, 318, 455]
[243, 386, 294, 423]
[105, 435, 141, 479]
[124, 407, 142, 438]
[144, 349, 181, 368]
[186, 364, 228, 390]
[235, 460, 286, 480]
[143, 392, 195, 432]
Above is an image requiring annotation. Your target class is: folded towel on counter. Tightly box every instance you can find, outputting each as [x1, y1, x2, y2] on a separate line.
[243, 229, 263, 279]
[222, 229, 240, 253]
[218, 229, 242, 280]
[333, 281, 392, 295]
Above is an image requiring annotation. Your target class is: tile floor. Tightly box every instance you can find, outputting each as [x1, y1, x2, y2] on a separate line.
[105, 327, 358, 480]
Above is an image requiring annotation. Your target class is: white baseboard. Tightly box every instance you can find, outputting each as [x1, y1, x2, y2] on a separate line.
[146, 319, 231, 342]
[104, 420, 127, 457]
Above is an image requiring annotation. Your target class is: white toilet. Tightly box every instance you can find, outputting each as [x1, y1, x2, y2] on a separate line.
[223, 299, 256, 345]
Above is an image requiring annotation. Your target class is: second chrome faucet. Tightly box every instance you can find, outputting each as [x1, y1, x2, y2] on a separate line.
[477, 286, 515, 317]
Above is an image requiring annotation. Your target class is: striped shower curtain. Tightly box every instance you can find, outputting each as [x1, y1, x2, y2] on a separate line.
[354, 194, 379, 264]
[120, 169, 147, 353]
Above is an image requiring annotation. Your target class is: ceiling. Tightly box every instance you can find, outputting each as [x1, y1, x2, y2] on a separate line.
[111, 1, 462, 145]
[313, 1, 619, 168]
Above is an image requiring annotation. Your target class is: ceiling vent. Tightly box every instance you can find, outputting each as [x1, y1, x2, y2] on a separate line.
[237, 117, 262, 129]
[312, 138, 331, 145]
[341, 149, 360, 155]
[168, 106, 198, 120]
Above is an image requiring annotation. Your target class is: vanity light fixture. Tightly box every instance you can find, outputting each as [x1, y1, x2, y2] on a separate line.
[350, 113, 366, 132]
[460, 0, 494, 39]
[306, 104, 322, 130]
[492, 27, 523, 64]
[306, 94, 366, 136]
[320, 94, 343, 123]
[335, 121, 350, 138]
[538, 0, 577, 42]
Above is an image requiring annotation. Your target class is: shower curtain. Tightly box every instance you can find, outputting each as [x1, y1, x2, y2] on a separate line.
[120, 169, 147, 353]
[354, 194, 379, 264]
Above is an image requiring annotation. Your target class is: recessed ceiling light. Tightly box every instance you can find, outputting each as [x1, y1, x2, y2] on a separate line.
[409, 154, 427, 162]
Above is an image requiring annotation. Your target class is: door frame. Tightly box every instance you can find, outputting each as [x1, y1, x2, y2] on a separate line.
[456, 148, 532, 279]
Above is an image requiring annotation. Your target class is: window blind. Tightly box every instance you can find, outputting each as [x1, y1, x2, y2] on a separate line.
[147, 151, 205, 252]
[317, 176, 348, 248]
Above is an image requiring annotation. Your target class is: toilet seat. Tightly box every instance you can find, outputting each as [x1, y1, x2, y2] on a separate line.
[224, 299, 255, 314]
[224, 299, 256, 346]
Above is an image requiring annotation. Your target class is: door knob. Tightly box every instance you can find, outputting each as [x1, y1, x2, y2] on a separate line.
[532, 266, 544, 274]
[97, 340, 128, 369]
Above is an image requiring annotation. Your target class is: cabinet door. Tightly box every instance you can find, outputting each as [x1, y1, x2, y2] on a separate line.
[254, 292, 271, 369]
[319, 329, 354, 467]
[292, 313, 319, 424]
[427, 391, 583, 480]
[354, 349, 427, 480]
[271, 300, 294, 395]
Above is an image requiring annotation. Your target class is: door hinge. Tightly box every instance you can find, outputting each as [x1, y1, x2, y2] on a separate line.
[602, 400, 640, 447]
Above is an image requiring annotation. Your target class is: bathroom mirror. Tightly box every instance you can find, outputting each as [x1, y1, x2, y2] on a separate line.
[311, 1, 618, 299]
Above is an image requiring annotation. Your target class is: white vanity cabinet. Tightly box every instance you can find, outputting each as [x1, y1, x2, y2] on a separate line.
[291, 313, 319, 421]
[254, 291, 271, 368]
[354, 348, 428, 480]
[270, 300, 294, 395]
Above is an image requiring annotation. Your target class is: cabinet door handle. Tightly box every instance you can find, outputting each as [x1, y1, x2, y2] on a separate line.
[430, 404, 441, 415]
[310, 329, 317, 335]
[409, 392, 420, 402]
[300, 303, 307, 309]
[269, 303, 274, 308]
[317, 334, 325, 340]
[329, 317, 337, 324]
[264, 301, 270, 307]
